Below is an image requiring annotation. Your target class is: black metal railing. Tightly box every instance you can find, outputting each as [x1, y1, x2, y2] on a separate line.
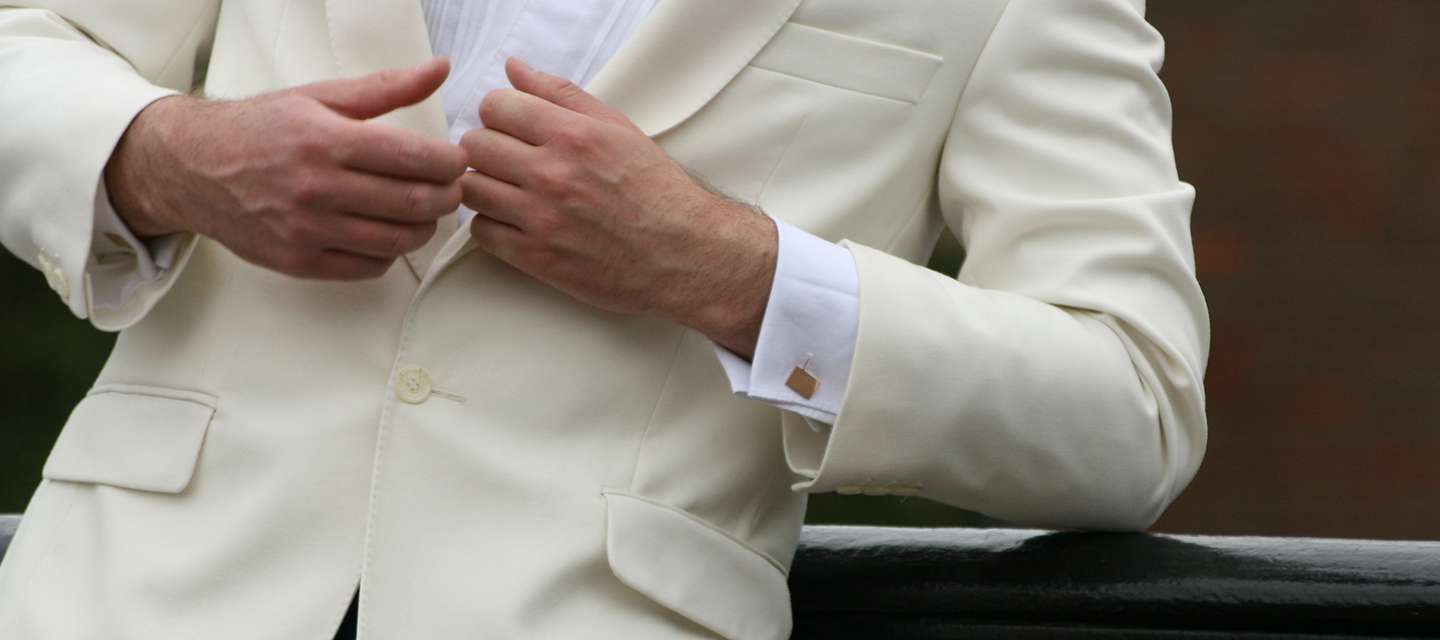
[791, 526, 1440, 638]
[3, 515, 1438, 638]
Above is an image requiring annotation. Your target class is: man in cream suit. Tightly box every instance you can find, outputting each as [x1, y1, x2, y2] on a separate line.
[0, 0, 1209, 638]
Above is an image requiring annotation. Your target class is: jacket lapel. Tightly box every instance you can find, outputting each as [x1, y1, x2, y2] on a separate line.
[586, 0, 806, 137]
[326, 0, 456, 281]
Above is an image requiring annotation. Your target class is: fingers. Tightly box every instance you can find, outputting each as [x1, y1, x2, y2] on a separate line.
[459, 127, 539, 186]
[322, 171, 463, 224]
[461, 171, 532, 230]
[256, 213, 436, 280]
[505, 58, 628, 126]
[478, 87, 580, 146]
[256, 247, 395, 281]
[310, 250, 397, 280]
[470, 213, 527, 265]
[323, 215, 439, 259]
[334, 121, 468, 183]
[301, 57, 451, 121]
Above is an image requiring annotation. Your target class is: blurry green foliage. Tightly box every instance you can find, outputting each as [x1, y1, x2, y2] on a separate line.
[2, 253, 117, 512]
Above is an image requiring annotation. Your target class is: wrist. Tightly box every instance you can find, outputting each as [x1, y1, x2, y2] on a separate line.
[104, 95, 199, 238]
[668, 196, 777, 359]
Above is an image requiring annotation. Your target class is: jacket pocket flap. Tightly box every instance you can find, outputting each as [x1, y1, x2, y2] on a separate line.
[42, 385, 215, 494]
[603, 491, 791, 640]
[750, 22, 943, 103]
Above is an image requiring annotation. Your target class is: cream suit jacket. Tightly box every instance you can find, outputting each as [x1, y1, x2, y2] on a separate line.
[0, 0, 1209, 638]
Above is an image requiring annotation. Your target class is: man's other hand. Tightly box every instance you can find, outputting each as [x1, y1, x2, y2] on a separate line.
[105, 58, 467, 280]
[461, 58, 777, 357]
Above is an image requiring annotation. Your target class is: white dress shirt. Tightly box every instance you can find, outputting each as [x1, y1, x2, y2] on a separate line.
[90, 0, 860, 422]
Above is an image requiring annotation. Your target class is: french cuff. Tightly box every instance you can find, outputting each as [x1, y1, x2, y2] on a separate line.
[711, 219, 860, 426]
[88, 181, 183, 311]
[782, 242, 939, 495]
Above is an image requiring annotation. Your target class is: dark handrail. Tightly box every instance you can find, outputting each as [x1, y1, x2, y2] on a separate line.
[2, 516, 1438, 637]
[791, 526, 1440, 638]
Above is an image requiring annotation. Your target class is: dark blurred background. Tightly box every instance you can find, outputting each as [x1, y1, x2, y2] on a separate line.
[4, 1, 1438, 540]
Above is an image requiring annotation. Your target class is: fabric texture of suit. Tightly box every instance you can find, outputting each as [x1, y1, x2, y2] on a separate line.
[0, 0, 1208, 638]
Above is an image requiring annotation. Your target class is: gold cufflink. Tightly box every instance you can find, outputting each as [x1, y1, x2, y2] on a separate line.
[785, 355, 819, 399]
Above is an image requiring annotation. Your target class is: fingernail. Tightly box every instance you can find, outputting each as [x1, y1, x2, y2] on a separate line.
[511, 57, 533, 73]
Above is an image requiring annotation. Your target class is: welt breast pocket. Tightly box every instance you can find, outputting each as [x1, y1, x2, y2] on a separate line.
[42, 384, 216, 494]
[748, 21, 944, 104]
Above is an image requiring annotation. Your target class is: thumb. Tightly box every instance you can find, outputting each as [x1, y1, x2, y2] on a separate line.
[300, 57, 450, 120]
[505, 57, 629, 126]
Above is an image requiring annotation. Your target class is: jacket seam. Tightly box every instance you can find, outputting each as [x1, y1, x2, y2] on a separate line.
[938, 0, 1015, 245]
[882, 190, 939, 255]
[154, 8, 213, 83]
[623, 328, 691, 493]
[271, 0, 294, 64]
[947, 0, 1015, 131]
[322, 0, 345, 75]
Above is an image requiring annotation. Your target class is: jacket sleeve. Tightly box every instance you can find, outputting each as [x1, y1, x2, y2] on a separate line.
[781, 0, 1209, 532]
[0, 2, 219, 330]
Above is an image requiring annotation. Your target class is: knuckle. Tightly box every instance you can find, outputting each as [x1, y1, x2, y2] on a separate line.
[459, 129, 484, 156]
[531, 162, 573, 195]
[274, 93, 315, 120]
[550, 78, 580, 98]
[403, 183, 436, 220]
[379, 228, 406, 256]
[443, 145, 470, 179]
[459, 173, 483, 206]
[289, 173, 328, 207]
[441, 182, 464, 212]
[394, 136, 429, 167]
[477, 93, 504, 124]
[293, 127, 337, 160]
[530, 213, 563, 239]
[551, 125, 591, 150]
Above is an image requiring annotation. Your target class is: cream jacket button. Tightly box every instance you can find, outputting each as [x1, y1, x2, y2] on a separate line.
[861, 486, 891, 497]
[394, 366, 433, 404]
[836, 486, 863, 496]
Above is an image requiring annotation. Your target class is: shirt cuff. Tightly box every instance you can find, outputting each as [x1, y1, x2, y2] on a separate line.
[88, 180, 182, 310]
[713, 219, 860, 425]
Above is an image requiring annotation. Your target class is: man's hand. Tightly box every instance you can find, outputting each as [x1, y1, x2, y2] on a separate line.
[461, 58, 778, 357]
[105, 58, 467, 280]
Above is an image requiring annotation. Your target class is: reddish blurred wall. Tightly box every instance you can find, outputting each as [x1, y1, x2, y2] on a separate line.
[1148, 1, 1440, 540]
